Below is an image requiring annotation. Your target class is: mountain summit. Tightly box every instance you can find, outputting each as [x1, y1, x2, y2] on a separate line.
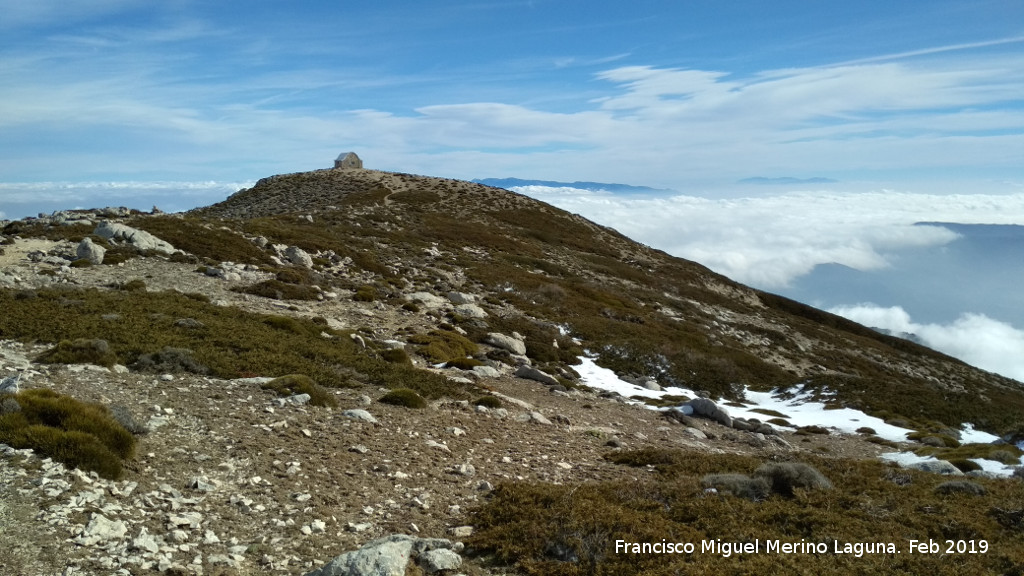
[1, 167, 1022, 574]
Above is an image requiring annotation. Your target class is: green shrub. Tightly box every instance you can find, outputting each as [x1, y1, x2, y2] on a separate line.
[379, 388, 426, 409]
[0, 389, 135, 479]
[37, 338, 118, 368]
[474, 395, 503, 409]
[402, 302, 420, 313]
[119, 279, 147, 292]
[275, 268, 313, 285]
[261, 374, 338, 408]
[131, 347, 209, 375]
[409, 330, 478, 363]
[948, 458, 982, 473]
[69, 259, 93, 268]
[447, 357, 483, 370]
[235, 279, 320, 300]
[753, 462, 832, 497]
[856, 426, 877, 435]
[353, 285, 378, 302]
[380, 348, 411, 364]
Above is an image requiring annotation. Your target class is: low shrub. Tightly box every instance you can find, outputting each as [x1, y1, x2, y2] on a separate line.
[379, 348, 411, 364]
[474, 395, 502, 409]
[260, 374, 338, 408]
[275, 268, 313, 285]
[795, 425, 830, 435]
[132, 347, 209, 375]
[379, 388, 426, 409]
[753, 462, 832, 497]
[701, 473, 770, 501]
[856, 426, 877, 434]
[447, 357, 483, 370]
[948, 459, 982, 473]
[353, 285, 378, 302]
[69, 259, 93, 268]
[235, 279, 320, 301]
[409, 330, 478, 364]
[37, 338, 119, 368]
[119, 279, 147, 292]
[0, 389, 135, 479]
[935, 481, 987, 496]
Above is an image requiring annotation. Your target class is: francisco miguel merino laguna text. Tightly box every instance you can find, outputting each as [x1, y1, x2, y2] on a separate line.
[614, 538, 989, 558]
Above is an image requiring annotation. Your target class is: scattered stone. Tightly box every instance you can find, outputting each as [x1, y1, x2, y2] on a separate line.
[75, 514, 127, 546]
[453, 303, 487, 318]
[94, 221, 175, 254]
[514, 365, 559, 386]
[284, 246, 314, 268]
[419, 548, 462, 573]
[342, 409, 378, 424]
[485, 333, 527, 355]
[687, 398, 732, 428]
[76, 237, 106, 265]
[450, 463, 475, 476]
[304, 534, 416, 576]
[904, 460, 964, 476]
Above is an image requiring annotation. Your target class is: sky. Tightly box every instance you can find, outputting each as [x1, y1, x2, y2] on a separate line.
[2, 0, 1023, 204]
[2, 1, 1024, 379]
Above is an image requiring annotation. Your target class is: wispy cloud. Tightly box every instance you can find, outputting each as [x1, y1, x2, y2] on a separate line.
[830, 304, 1024, 382]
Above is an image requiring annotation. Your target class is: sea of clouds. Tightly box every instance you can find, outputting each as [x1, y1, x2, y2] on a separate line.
[0, 181, 252, 221]
[513, 185, 1024, 382]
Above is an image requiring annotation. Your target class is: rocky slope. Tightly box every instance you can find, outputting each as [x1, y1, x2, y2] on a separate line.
[1, 168, 1022, 575]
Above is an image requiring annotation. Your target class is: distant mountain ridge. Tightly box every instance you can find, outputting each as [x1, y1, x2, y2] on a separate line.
[472, 177, 669, 194]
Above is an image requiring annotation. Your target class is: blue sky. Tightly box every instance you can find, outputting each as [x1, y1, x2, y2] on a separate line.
[2, 0, 1023, 201]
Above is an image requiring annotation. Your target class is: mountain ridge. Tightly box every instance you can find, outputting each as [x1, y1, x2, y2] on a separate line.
[1, 167, 1023, 575]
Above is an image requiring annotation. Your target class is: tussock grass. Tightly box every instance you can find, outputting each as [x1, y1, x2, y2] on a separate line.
[0, 389, 135, 479]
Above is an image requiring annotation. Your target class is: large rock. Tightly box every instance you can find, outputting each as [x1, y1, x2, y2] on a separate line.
[76, 237, 106, 264]
[406, 292, 447, 309]
[687, 398, 732, 428]
[515, 365, 559, 386]
[284, 246, 314, 268]
[304, 534, 461, 576]
[94, 222, 175, 254]
[904, 459, 964, 476]
[304, 534, 415, 576]
[446, 292, 476, 305]
[453, 303, 487, 318]
[420, 548, 462, 573]
[486, 333, 527, 356]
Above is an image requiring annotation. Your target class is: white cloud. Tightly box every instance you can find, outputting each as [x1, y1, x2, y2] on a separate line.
[830, 304, 1024, 382]
[514, 187, 1024, 288]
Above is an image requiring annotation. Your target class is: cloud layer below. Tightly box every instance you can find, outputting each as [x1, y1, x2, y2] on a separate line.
[829, 304, 1024, 382]
[513, 186, 1024, 288]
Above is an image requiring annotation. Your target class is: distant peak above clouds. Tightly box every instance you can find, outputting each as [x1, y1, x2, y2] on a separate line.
[473, 178, 669, 195]
[738, 177, 839, 185]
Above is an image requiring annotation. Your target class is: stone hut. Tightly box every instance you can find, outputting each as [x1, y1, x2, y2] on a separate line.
[334, 152, 363, 170]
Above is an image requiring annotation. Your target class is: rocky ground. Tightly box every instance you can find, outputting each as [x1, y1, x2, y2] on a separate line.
[0, 211, 980, 576]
